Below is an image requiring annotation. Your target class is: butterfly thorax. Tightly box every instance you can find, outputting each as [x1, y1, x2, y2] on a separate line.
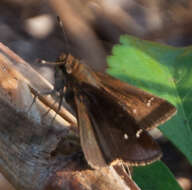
[57, 54, 101, 90]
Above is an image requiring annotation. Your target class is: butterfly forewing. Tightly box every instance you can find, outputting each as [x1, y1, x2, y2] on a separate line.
[96, 72, 176, 130]
[73, 83, 162, 168]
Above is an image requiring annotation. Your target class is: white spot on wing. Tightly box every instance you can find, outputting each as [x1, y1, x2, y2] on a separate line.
[146, 102, 151, 107]
[146, 97, 155, 107]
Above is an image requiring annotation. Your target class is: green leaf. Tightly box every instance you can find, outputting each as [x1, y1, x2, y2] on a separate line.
[107, 35, 192, 164]
[106, 35, 192, 189]
[133, 161, 182, 190]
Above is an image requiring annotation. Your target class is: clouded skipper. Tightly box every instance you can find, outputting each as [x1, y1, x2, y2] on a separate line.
[45, 53, 176, 169]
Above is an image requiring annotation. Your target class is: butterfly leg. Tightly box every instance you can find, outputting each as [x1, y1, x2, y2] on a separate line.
[26, 92, 38, 113]
[49, 88, 67, 125]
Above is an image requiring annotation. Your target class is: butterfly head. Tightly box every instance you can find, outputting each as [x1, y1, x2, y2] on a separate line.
[54, 53, 99, 89]
[57, 53, 79, 75]
[52, 53, 82, 91]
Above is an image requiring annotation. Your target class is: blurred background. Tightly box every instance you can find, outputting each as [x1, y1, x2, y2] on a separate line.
[0, 0, 192, 189]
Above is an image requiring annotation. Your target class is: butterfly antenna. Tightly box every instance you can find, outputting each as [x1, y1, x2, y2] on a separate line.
[57, 16, 70, 53]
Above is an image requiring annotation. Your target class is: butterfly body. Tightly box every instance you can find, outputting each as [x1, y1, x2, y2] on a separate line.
[51, 54, 176, 169]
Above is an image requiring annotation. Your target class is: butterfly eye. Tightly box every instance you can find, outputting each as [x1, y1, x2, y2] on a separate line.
[65, 55, 77, 74]
[66, 64, 73, 74]
[65, 61, 74, 74]
[58, 53, 67, 62]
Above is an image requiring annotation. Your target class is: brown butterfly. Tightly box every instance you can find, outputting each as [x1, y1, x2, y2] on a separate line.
[45, 53, 176, 169]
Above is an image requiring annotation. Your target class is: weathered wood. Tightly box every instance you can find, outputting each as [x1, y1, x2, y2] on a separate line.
[0, 42, 77, 127]
[0, 43, 140, 190]
[46, 165, 140, 190]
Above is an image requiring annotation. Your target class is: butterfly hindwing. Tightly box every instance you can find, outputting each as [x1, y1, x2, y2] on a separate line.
[73, 84, 162, 168]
